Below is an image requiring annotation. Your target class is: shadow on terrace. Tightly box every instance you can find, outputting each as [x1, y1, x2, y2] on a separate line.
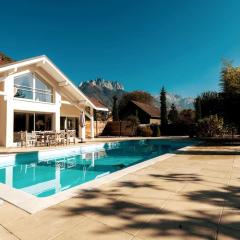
[54, 160, 240, 239]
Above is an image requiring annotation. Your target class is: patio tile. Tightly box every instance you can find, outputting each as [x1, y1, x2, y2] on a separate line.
[198, 168, 231, 179]
[149, 180, 186, 193]
[217, 226, 240, 240]
[219, 209, 240, 231]
[85, 199, 155, 235]
[135, 210, 218, 240]
[58, 193, 114, 218]
[132, 167, 168, 177]
[162, 195, 224, 211]
[179, 182, 227, 194]
[51, 217, 133, 240]
[0, 225, 19, 240]
[0, 202, 28, 226]
[199, 176, 229, 187]
[120, 195, 166, 211]
[126, 187, 174, 200]
[5, 207, 87, 240]
[1, 143, 240, 240]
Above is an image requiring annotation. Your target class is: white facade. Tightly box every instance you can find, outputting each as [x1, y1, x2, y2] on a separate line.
[0, 55, 108, 147]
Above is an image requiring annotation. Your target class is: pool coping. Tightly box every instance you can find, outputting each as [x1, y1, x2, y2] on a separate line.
[0, 142, 192, 214]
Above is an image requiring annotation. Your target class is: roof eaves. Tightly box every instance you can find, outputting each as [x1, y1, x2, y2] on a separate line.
[0, 55, 108, 111]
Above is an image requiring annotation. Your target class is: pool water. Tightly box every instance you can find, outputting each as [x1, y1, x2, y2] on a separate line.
[0, 139, 194, 197]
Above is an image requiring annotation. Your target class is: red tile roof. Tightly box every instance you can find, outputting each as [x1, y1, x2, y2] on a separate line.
[131, 100, 160, 118]
[88, 97, 108, 110]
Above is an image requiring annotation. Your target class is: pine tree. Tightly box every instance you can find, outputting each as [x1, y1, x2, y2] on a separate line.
[194, 97, 202, 122]
[112, 95, 119, 121]
[160, 87, 167, 126]
[168, 104, 178, 123]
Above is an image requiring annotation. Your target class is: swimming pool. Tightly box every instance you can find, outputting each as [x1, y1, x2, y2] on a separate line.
[0, 139, 194, 198]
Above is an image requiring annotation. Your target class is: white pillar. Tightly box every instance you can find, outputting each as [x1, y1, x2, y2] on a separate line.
[5, 75, 14, 147]
[90, 107, 94, 139]
[54, 92, 61, 131]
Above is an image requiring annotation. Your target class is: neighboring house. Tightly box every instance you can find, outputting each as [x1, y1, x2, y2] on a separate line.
[87, 97, 108, 110]
[123, 100, 160, 124]
[0, 55, 108, 147]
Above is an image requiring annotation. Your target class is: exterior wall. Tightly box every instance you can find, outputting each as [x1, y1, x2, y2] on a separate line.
[60, 104, 80, 117]
[0, 69, 63, 147]
[0, 64, 93, 146]
[150, 118, 160, 124]
[85, 120, 107, 137]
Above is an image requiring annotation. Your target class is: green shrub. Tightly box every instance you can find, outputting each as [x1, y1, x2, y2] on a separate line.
[137, 125, 153, 137]
[196, 115, 224, 137]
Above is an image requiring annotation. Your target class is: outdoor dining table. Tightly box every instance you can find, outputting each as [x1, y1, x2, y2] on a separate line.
[35, 131, 56, 146]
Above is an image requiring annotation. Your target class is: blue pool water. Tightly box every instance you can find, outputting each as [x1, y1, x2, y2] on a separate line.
[0, 139, 194, 197]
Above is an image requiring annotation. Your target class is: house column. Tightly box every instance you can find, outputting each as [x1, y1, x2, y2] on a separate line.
[90, 107, 94, 139]
[5, 75, 14, 147]
[53, 92, 61, 131]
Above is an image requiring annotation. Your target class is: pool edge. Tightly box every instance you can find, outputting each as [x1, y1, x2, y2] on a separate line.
[0, 152, 176, 214]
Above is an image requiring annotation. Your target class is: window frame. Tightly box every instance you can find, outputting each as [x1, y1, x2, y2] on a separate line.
[14, 72, 54, 103]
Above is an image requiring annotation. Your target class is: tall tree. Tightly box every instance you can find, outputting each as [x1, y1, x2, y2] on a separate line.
[220, 61, 240, 128]
[112, 95, 119, 121]
[194, 97, 202, 122]
[168, 104, 178, 123]
[160, 87, 168, 126]
[195, 91, 222, 119]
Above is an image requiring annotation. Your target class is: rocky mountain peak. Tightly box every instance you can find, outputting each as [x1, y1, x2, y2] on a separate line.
[79, 79, 194, 110]
[79, 78, 124, 91]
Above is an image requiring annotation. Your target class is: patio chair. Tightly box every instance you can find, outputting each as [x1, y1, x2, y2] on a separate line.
[35, 131, 45, 147]
[18, 131, 36, 147]
[57, 130, 67, 145]
[67, 130, 76, 144]
[47, 131, 58, 146]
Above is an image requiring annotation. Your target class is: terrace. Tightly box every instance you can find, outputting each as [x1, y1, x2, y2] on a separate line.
[0, 139, 240, 240]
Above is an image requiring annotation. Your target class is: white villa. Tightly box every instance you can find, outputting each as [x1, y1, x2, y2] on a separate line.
[0, 55, 108, 147]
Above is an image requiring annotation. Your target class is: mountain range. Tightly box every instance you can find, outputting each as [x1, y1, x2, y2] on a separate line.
[80, 78, 195, 110]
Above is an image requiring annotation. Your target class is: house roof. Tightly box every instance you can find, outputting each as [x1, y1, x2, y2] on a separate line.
[0, 55, 108, 111]
[131, 100, 160, 118]
[88, 97, 108, 110]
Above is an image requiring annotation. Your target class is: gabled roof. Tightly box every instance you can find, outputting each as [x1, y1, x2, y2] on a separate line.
[88, 97, 108, 110]
[131, 100, 160, 118]
[0, 55, 108, 111]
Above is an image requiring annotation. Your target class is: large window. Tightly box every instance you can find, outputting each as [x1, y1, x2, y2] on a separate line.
[60, 117, 79, 136]
[14, 113, 34, 132]
[14, 73, 53, 103]
[14, 112, 52, 132]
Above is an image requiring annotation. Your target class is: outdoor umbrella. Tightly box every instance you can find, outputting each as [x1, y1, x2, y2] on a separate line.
[80, 111, 86, 128]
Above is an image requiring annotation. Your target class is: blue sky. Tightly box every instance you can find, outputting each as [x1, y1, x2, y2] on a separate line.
[1, 0, 240, 97]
